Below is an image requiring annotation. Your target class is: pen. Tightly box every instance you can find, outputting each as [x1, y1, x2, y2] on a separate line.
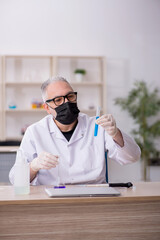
[54, 186, 66, 189]
[94, 106, 101, 136]
[109, 182, 133, 188]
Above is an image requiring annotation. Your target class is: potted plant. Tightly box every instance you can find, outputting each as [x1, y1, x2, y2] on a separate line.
[74, 69, 86, 82]
[114, 80, 160, 181]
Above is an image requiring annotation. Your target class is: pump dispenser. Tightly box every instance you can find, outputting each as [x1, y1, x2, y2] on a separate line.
[14, 149, 30, 195]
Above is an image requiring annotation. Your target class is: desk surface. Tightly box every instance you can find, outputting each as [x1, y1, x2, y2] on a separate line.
[0, 182, 160, 205]
[0, 182, 160, 240]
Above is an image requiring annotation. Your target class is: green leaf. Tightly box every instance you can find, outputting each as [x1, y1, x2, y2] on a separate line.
[149, 121, 160, 136]
[114, 80, 160, 162]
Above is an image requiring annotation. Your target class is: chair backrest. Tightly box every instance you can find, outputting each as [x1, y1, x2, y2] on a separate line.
[105, 151, 108, 183]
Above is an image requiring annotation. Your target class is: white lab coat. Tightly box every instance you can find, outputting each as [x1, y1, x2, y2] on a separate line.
[9, 113, 141, 185]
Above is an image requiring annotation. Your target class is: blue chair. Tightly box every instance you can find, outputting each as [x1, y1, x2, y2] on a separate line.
[105, 151, 108, 183]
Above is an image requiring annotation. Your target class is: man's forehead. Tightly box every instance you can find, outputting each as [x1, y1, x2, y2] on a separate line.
[47, 81, 73, 96]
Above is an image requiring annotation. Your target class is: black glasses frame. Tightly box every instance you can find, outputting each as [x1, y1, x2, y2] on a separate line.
[46, 92, 77, 106]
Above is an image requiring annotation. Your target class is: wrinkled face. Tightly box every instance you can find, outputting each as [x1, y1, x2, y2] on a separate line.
[43, 81, 74, 118]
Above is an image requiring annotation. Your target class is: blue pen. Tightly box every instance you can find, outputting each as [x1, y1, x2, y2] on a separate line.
[94, 107, 101, 136]
[54, 186, 66, 189]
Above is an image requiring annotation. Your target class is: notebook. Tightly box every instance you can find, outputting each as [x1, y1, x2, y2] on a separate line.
[45, 185, 120, 198]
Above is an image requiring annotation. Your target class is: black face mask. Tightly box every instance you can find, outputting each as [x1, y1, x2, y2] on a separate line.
[55, 102, 80, 125]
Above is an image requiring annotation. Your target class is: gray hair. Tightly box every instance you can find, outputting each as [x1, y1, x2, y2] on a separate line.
[41, 76, 72, 102]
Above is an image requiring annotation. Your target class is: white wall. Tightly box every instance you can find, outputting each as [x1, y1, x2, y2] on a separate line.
[0, 0, 160, 182]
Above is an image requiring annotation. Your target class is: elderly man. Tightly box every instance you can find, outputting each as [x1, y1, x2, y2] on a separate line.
[9, 76, 141, 185]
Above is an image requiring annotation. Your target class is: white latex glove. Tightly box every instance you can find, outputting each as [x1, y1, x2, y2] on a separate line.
[30, 152, 59, 172]
[96, 114, 118, 138]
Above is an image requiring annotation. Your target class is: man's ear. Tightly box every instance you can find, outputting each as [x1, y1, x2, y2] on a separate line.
[43, 103, 51, 114]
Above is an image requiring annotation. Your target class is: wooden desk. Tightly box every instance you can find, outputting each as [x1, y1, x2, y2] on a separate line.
[0, 182, 160, 240]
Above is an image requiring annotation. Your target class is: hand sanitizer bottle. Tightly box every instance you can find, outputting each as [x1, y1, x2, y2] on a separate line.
[14, 149, 30, 195]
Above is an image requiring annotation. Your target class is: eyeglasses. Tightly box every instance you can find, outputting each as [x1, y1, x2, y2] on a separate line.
[46, 92, 77, 106]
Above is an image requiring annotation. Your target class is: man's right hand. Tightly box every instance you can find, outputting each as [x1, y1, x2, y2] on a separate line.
[30, 152, 59, 172]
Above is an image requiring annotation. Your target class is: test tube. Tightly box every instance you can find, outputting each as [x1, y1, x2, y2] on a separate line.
[56, 157, 66, 187]
[94, 106, 101, 136]
[55, 157, 60, 186]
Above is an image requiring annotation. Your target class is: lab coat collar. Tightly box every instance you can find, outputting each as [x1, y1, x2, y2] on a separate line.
[68, 113, 86, 145]
[48, 115, 66, 140]
[47, 113, 87, 143]
[48, 115, 57, 133]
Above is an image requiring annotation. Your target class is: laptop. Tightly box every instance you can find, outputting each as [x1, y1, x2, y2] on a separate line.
[45, 185, 120, 198]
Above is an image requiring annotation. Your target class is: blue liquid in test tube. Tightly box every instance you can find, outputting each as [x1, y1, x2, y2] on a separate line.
[94, 107, 101, 136]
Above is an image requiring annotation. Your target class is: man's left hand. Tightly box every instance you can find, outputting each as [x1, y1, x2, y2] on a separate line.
[96, 114, 118, 138]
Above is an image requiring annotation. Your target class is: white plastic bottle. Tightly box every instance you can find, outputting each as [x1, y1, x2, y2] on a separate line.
[14, 149, 30, 195]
